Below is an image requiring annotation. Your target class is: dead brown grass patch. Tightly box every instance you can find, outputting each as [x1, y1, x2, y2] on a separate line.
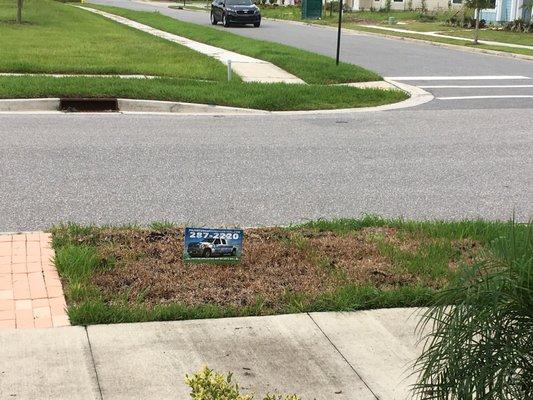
[72, 227, 458, 309]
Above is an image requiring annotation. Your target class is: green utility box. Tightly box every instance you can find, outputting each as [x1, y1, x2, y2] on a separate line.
[301, 0, 322, 19]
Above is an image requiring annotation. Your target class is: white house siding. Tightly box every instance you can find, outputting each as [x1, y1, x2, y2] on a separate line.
[347, 0, 464, 11]
[481, 0, 532, 22]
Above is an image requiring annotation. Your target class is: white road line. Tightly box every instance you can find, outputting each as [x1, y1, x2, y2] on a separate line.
[420, 84, 533, 88]
[437, 95, 533, 100]
[385, 76, 531, 81]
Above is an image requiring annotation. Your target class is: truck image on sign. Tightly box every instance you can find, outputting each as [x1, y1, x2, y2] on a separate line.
[187, 237, 237, 258]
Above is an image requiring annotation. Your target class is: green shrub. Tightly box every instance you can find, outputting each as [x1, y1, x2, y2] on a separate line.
[185, 366, 301, 400]
[325, 1, 340, 13]
[413, 221, 533, 399]
[416, 12, 437, 22]
[502, 18, 533, 32]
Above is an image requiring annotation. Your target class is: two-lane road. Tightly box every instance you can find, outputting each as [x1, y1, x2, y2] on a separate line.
[0, 0, 531, 231]
[0, 109, 531, 230]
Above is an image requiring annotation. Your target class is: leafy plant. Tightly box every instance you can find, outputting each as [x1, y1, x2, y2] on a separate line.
[185, 366, 301, 400]
[503, 18, 533, 33]
[413, 221, 533, 399]
[444, 15, 485, 29]
[416, 12, 437, 22]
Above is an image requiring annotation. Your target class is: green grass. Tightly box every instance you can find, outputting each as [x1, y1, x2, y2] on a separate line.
[50, 217, 530, 326]
[442, 28, 533, 46]
[0, 75, 407, 110]
[0, 0, 227, 80]
[349, 24, 533, 57]
[86, 3, 381, 84]
[413, 221, 532, 399]
[0, 0, 406, 110]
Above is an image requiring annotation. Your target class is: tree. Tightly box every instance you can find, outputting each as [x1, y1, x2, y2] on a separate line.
[463, 0, 493, 44]
[16, 0, 23, 24]
[413, 221, 532, 400]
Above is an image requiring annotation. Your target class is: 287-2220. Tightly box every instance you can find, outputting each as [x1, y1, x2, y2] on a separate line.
[189, 231, 240, 240]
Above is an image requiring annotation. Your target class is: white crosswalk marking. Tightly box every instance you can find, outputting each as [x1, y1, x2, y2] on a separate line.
[387, 75, 533, 105]
[385, 76, 531, 81]
[437, 95, 533, 100]
[419, 85, 533, 89]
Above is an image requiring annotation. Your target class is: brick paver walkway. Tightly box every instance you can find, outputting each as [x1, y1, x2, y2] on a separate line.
[0, 233, 69, 329]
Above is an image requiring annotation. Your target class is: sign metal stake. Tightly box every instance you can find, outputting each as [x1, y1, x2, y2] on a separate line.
[336, 0, 343, 65]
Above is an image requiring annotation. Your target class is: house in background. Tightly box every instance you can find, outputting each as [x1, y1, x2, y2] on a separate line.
[344, 0, 532, 22]
[347, 0, 463, 12]
[479, 0, 533, 23]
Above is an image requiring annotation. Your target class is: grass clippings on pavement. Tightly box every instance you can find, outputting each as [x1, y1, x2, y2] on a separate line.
[50, 216, 527, 325]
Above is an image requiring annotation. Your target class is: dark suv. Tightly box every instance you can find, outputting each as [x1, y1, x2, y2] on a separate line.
[211, 0, 261, 27]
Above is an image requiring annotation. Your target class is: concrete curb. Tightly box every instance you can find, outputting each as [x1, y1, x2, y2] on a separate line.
[0, 98, 61, 112]
[0, 81, 432, 115]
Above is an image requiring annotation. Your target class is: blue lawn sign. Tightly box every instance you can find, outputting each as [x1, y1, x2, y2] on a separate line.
[183, 227, 243, 263]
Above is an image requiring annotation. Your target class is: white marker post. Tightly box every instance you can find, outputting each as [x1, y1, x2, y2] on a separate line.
[227, 60, 232, 82]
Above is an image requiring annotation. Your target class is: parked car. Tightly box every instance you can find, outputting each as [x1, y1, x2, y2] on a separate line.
[187, 238, 238, 258]
[210, 0, 261, 28]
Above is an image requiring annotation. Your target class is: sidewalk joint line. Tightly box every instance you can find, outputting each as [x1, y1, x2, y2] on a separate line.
[307, 313, 380, 400]
[85, 326, 104, 400]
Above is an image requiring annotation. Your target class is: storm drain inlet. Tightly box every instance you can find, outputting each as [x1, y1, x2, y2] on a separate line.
[59, 98, 119, 112]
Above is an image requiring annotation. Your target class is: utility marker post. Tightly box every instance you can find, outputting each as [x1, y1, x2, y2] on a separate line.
[335, 0, 343, 65]
[227, 60, 232, 82]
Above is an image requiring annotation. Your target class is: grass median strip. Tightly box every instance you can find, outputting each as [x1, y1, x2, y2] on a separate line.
[0, 75, 406, 110]
[50, 216, 529, 325]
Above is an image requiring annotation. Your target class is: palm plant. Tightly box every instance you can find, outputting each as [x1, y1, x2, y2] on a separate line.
[413, 221, 532, 399]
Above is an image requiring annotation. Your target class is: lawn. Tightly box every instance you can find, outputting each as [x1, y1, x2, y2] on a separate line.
[50, 216, 530, 325]
[0, 0, 407, 110]
[443, 28, 533, 46]
[0, 75, 406, 110]
[86, 3, 381, 84]
[0, 0, 227, 80]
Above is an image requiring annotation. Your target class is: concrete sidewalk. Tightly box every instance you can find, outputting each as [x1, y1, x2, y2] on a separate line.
[0, 308, 428, 399]
[77, 6, 305, 84]
[360, 25, 533, 51]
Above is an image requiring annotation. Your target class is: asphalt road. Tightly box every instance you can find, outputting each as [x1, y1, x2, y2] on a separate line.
[1, 109, 531, 231]
[90, 0, 533, 110]
[0, 1, 531, 230]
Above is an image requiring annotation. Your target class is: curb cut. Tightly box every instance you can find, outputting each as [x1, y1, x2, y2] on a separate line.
[0, 81, 433, 115]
